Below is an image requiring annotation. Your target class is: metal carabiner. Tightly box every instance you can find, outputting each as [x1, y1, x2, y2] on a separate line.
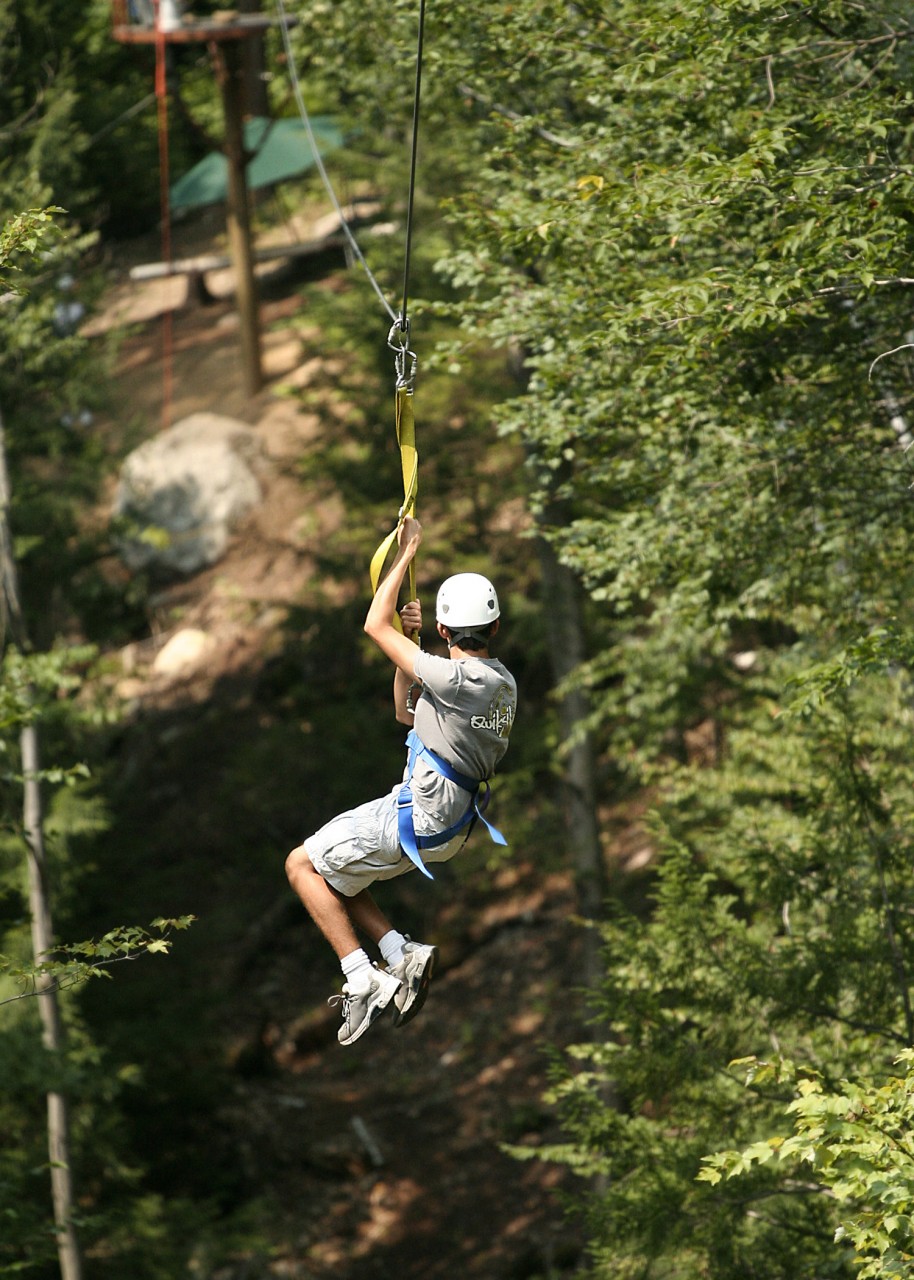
[387, 314, 418, 393]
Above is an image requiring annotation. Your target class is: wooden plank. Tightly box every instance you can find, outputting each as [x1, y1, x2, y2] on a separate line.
[128, 233, 346, 282]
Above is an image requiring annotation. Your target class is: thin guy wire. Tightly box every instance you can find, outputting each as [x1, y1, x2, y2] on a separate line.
[275, 0, 398, 323]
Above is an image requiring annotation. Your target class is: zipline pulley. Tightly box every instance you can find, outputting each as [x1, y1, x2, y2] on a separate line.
[388, 314, 418, 395]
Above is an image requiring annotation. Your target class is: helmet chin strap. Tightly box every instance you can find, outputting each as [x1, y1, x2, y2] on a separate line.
[446, 628, 488, 651]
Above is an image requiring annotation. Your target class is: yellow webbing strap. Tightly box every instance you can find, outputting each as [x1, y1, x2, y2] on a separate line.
[369, 386, 418, 636]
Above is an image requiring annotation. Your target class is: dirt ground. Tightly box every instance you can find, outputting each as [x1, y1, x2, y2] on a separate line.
[86, 226, 597, 1279]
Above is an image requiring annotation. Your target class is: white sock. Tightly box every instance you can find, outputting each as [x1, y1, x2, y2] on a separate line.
[378, 929, 407, 968]
[340, 948, 374, 992]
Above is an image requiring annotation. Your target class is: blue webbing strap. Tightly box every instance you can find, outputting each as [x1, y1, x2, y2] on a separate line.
[397, 730, 507, 880]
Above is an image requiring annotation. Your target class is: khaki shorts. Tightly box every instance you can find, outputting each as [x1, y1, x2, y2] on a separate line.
[304, 784, 467, 897]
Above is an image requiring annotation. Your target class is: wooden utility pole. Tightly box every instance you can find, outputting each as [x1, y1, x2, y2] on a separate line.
[238, 0, 270, 118]
[213, 35, 262, 395]
[0, 404, 83, 1280]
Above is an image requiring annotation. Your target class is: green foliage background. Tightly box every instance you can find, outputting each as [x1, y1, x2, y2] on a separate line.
[415, 2, 914, 1277]
[7, 0, 914, 1276]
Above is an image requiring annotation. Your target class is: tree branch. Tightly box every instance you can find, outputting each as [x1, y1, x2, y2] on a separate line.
[457, 83, 578, 149]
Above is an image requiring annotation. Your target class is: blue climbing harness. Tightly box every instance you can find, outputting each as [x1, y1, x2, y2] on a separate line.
[397, 729, 507, 880]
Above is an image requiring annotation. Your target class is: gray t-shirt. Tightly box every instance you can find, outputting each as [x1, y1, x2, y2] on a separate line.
[406, 649, 517, 836]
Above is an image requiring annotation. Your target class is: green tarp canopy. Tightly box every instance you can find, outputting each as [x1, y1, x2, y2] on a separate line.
[170, 115, 344, 213]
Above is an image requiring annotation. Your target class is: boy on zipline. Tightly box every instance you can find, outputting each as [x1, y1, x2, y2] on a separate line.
[285, 515, 517, 1045]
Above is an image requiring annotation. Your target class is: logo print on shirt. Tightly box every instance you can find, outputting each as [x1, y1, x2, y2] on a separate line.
[471, 683, 516, 738]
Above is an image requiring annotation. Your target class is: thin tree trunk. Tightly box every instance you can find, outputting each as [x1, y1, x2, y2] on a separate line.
[538, 534, 604, 914]
[537, 517, 606, 988]
[0, 404, 83, 1280]
[506, 342, 606, 985]
[23, 724, 83, 1280]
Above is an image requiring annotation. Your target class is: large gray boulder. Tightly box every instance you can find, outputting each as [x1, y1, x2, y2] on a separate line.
[114, 413, 262, 576]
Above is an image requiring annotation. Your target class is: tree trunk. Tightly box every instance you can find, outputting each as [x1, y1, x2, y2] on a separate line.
[536, 516, 606, 988]
[506, 343, 606, 984]
[23, 724, 83, 1280]
[0, 405, 83, 1280]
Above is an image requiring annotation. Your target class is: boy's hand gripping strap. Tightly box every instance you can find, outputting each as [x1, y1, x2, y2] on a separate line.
[397, 730, 507, 880]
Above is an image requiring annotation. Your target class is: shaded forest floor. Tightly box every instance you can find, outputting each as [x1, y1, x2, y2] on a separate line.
[75, 215, 645, 1279]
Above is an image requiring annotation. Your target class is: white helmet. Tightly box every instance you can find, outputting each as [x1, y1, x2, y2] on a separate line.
[436, 572, 500, 629]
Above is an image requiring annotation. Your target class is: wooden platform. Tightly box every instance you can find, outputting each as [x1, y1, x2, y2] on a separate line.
[111, 12, 293, 46]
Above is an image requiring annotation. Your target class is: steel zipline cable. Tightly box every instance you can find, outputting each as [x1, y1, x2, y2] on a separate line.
[275, 0, 427, 349]
[274, 0, 426, 614]
[399, 0, 427, 340]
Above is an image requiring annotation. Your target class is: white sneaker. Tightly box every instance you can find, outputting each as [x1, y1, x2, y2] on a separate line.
[389, 940, 437, 1027]
[329, 966, 402, 1046]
